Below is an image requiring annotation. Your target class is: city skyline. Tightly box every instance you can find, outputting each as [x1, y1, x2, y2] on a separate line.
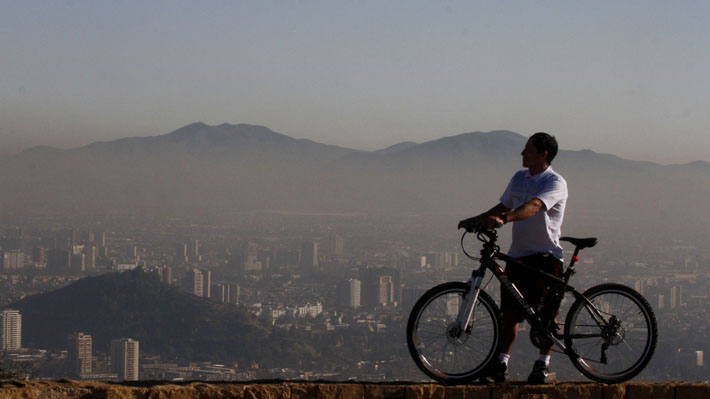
[2, 2, 710, 164]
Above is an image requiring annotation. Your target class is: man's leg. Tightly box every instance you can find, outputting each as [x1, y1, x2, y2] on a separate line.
[499, 310, 519, 355]
[528, 254, 563, 384]
[479, 309, 517, 383]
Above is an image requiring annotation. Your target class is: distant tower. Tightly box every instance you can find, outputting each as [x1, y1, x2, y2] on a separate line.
[32, 247, 46, 265]
[331, 234, 345, 256]
[378, 275, 394, 306]
[111, 338, 139, 381]
[1, 309, 22, 350]
[337, 278, 361, 309]
[158, 266, 172, 285]
[96, 231, 106, 247]
[1, 250, 24, 271]
[300, 242, 318, 271]
[68, 332, 92, 378]
[187, 269, 204, 297]
[83, 245, 97, 271]
[70, 246, 86, 274]
[670, 286, 683, 309]
[214, 283, 231, 303]
[188, 240, 199, 260]
[175, 243, 188, 264]
[202, 270, 211, 298]
[232, 283, 241, 305]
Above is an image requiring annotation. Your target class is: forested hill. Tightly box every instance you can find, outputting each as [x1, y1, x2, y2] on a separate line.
[5, 269, 317, 366]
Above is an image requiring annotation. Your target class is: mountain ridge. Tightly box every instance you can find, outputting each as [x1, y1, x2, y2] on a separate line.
[1, 123, 708, 223]
[9, 122, 703, 167]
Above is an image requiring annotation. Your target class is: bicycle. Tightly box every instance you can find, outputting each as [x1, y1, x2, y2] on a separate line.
[406, 227, 657, 384]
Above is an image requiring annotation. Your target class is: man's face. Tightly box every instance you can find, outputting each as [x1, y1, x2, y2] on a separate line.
[521, 139, 547, 169]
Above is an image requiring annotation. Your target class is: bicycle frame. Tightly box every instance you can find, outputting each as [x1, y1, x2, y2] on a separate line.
[456, 231, 612, 363]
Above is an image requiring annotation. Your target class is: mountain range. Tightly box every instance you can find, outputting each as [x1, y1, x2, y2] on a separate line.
[1, 123, 708, 227]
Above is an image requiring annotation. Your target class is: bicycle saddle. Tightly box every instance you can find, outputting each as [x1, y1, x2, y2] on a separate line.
[560, 237, 598, 249]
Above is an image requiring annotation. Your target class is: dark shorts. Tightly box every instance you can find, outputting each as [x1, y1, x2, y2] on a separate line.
[500, 253, 563, 324]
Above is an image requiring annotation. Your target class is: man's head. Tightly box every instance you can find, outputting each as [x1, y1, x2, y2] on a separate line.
[521, 132, 558, 171]
[528, 132, 558, 164]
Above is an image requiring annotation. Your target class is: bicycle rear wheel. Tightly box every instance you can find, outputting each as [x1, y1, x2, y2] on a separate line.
[406, 282, 501, 383]
[564, 283, 657, 383]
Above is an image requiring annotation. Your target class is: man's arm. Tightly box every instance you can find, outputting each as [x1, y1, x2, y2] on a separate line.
[458, 199, 545, 231]
[503, 198, 544, 223]
[458, 203, 511, 231]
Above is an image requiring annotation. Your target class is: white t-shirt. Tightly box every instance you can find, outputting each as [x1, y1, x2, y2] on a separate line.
[499, 167, 568, 261]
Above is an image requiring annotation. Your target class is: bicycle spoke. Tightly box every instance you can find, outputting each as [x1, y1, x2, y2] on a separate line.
[408, 285, 500, 379]
[565, 285, 656, 383]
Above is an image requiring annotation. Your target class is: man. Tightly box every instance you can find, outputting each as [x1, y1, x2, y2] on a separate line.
[458, 132, 567, 384]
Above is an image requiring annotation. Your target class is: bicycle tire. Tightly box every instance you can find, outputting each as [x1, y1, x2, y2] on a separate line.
[406, 282, 501, 383]
[564, 283, 657, 383]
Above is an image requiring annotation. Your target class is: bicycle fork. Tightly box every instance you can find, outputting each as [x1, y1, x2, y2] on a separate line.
[456, 274, 484, 334]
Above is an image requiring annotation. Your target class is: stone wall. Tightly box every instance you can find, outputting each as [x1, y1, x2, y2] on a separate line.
[0, 380, 707, 399]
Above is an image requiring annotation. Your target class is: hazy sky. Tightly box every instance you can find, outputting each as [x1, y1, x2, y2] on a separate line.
[2, 1, 709, 164]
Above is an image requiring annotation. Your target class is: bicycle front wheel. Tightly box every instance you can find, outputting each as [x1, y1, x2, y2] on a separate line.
[564, 283, 657, 383]
[406, 282, 501, 383]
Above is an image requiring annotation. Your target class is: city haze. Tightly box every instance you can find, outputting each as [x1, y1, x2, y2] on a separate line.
[2, 2, 710, 164]
[2, 1, 709, 384]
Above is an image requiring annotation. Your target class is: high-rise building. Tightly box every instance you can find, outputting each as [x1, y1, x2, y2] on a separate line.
[203, 270, 211, 298]
[158, 266, 172, 285]
[70, 246, 86, 274]
[175, 243, 188, 264]
[300, 241, 318, 271]
[96, 231, 106, 247]
[1, 309, 21, 350]
[336, 278, 361, 309]
[242, 243, 262, 272]
[187, 269, 204, 297]
[213, 283, 231, 303]
[83, 245, 97, 271]
[1, 250, 24, 271]
[670, 285, 683, 310]
[110, 338, 139, 381]
[378, 276, 394, 306]
[232, 283, 241, 305]
[68, 332, 92, 378]
[188, 240, 199, 259]
[327, 233, 345, 256]
[257, 249, 272, 272]
[69, 229, 77, 247]
[392, 266, 403, 304]
[360, 267, 401, 309]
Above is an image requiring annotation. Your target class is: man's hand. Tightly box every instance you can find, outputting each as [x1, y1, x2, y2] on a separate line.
[457, 217, 481, 232]
[458, 215, 504, 232]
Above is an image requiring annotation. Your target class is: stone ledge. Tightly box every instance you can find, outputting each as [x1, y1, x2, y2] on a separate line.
[0, 380, 707, 399]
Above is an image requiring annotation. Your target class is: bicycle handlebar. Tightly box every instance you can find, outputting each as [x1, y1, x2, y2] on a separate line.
[460, 228, 500, 262]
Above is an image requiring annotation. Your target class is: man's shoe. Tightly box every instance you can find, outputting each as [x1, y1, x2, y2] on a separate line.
[479, 361, 509, 383]
[527, 360, 550, 384]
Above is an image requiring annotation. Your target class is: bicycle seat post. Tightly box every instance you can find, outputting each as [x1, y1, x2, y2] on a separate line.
[563, 246, 581, 284]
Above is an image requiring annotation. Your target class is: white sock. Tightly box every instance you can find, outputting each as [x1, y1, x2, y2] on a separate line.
[498, 353, 511, 365]
[538, 354, 551, 366]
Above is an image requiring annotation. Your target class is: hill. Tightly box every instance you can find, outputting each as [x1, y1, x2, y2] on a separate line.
[5, 269, 317, 366]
